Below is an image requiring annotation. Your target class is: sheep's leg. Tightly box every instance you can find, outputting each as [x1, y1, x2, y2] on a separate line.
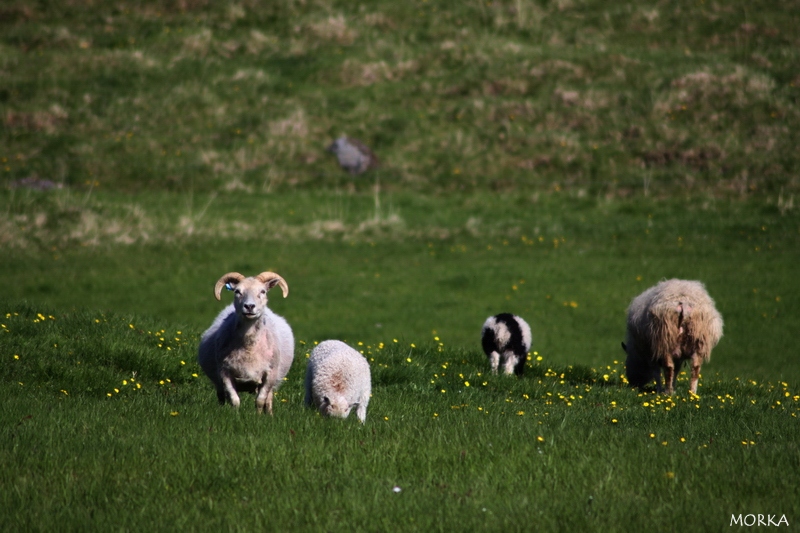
[220, 371, 241, 407]
[356, 402, 367, 424]
[489, 351, 500, 374]
[670, 361, 681, 392]
[264, 388, 275, 415]
[254, 372, 270, 414]
[689, 354, 703, 395]
[502, 353, 517, 375]
[254, 388, 274, 415]
[662, 363, 676, 395]
[255, 386, 268, 414]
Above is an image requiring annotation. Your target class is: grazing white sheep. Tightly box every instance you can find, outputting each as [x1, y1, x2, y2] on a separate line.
[481, 313, 532, 376]
[622, 278, 723, 395]
[197, 271, 294, 414]
[305, 340, 371, 423]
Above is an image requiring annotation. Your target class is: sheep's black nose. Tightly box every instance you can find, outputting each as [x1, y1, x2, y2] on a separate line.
[243, 303, 255, 313]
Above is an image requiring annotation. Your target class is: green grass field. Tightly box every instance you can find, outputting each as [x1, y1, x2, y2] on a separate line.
[2, 0, 799, 531]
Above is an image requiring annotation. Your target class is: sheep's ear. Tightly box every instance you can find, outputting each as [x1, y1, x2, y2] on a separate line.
[214, 272, 245, 300]
[256, 272, 289, 298]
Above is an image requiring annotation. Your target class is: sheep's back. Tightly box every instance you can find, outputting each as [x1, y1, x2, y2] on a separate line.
[306, 341, 370, 398]
[626, 279, 723, 362]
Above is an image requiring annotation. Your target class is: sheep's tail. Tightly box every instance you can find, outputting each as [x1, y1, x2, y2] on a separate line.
[647, 302, 682, 363]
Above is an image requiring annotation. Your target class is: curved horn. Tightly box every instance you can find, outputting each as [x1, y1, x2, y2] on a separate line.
[214, 272, 245, 301]
[256, 272, 289, 298]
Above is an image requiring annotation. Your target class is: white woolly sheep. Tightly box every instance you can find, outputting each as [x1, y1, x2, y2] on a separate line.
[622, 278, 723, 395]
[197, 271, 294, 414]
[304, 340, 371, 423]
[481, 313, 532, 376]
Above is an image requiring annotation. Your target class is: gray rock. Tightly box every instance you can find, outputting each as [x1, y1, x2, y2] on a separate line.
[327, 136, 378, 175]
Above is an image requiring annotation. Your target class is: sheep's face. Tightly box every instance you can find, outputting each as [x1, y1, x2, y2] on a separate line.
[214, 272, 288, 320]
[320, 395, 354, 419]
[230, 279, 271, 321]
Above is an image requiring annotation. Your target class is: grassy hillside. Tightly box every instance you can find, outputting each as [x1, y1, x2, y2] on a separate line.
[2, 0, 799, 195]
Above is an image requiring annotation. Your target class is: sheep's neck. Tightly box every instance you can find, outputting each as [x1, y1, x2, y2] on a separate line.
[235, 318, 271, 349]
[223, 318, 274, 378]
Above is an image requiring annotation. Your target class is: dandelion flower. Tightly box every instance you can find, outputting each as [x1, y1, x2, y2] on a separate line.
[537, 436, 545, 443]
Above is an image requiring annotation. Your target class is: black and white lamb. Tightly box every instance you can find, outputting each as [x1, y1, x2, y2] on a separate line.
[304, 340, 371, 423]
[481, 313, 532, 376]
[197, 271, 294, 414]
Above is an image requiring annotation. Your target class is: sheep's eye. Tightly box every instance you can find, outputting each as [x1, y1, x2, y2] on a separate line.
[260, 289, 266, 295]
[234, 289, 241, 296]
